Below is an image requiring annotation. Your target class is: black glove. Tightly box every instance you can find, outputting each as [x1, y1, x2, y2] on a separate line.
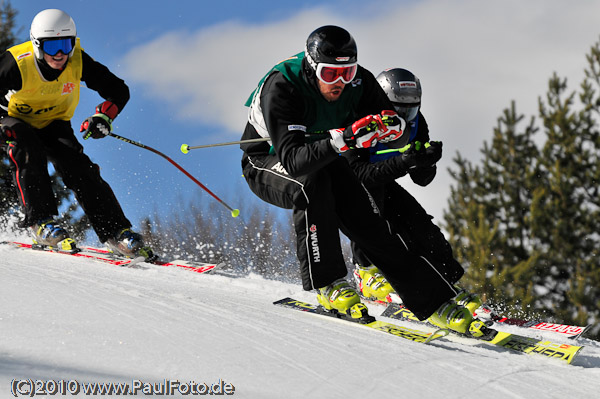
[399, 141, 442, 170]
[329, 114, 384, 153]
[0, 124, 17, 144]
[409, 165, 437, 186]
[80, 101, 119, 140]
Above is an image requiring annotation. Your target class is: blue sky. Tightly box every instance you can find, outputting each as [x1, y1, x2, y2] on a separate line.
[11, 0, 600, 241]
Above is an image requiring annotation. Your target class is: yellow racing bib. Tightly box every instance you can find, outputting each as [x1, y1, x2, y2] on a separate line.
[7, 39, 82, 129]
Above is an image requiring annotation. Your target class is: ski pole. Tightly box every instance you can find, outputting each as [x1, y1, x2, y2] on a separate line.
[180, 137, 270, 154]
[374, 148, 403, 155]
[374, 141, 431, 155]
[107, 132, 240, 218]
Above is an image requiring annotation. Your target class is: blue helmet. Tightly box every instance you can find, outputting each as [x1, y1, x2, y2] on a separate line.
[376, 68, 422, 122]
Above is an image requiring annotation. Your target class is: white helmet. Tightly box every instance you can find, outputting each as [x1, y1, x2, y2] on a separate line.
[30, 9, 77, 60]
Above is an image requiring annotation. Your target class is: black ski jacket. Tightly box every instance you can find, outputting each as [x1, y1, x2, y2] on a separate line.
[241, 55, 393, 178]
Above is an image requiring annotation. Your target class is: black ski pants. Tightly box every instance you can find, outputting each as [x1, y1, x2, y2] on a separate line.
[352, 182, 464, 285]
[242, 153, 459, 319]
[2, 116, 131, 242]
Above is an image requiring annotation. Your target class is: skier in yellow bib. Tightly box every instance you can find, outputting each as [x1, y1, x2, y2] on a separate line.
[0, 9, 152, 260]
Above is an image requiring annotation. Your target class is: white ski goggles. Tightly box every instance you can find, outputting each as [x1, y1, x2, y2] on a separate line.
[315, 62, 358, 84]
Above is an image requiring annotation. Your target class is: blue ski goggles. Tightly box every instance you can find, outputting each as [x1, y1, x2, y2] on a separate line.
[41, 37, 75, 56]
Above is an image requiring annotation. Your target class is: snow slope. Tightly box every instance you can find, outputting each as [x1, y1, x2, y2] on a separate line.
[1, 236, 600, 399]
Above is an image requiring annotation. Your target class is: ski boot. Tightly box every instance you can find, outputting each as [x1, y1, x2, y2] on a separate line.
[31, 218, 78, 252]
[427, 300, 474, 335]
[454, 288, 483, 315]
[106, 228, 155, 261]
[428, 299, 495, 339]
[353, 264, 396, 303]
[453, 288, 495, 324]
[317, 278, 373, 323]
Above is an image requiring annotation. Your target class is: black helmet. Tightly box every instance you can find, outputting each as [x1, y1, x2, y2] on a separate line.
[305, 25, 357, 70]
[376, 68, 422, 122]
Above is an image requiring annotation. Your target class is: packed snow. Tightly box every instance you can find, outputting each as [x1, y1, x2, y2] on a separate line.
[1, 230, 600, 399]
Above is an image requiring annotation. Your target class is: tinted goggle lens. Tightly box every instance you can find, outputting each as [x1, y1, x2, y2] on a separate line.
[41, 38, 75, 56]
[316, 63, 357, 84]
[393, 103, 420, 122]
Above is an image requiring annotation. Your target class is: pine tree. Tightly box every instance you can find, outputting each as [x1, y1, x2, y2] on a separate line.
[443, 38, 600, 334]
[444, 102, 543, 315]
[139, 191, 299, 280]
[0, 1, 19, 50]
[532, 38, 600, 327]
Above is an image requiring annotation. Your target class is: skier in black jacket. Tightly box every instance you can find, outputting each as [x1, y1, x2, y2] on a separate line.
[240, 25, 487, 336]
[0, 9, 152, 259]
[345, 68, 482, 315]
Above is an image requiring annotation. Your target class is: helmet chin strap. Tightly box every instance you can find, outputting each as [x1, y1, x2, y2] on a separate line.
[32, 41, 44, 61]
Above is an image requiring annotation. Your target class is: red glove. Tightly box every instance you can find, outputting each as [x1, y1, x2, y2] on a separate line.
[0, 124, 17, 143]
[330, 114, 384, 152]
[376, 110, 406, 143]
[80, 101, 119, 140]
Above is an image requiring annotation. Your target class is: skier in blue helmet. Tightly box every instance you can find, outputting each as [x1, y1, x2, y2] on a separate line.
[345, 68, 484, 322]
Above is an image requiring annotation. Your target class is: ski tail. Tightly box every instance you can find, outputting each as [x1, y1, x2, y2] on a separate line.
[488, 331, 583, 364]
[380, 302, 584, 364]
[382, 302, 590, 340]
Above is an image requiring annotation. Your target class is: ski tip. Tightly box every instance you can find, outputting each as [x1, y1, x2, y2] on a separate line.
[211, 262, 227, 273]
[129, 256, 147, 265]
